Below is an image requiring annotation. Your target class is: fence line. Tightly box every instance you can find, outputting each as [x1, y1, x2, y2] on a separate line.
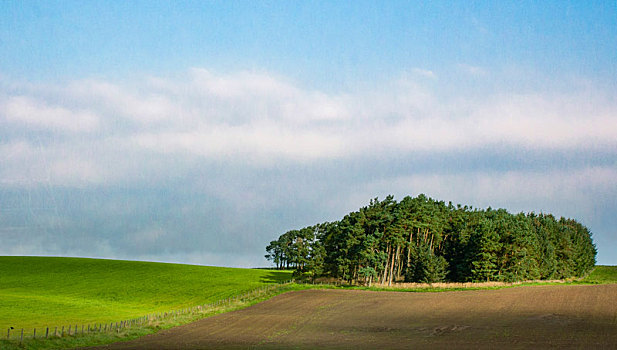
[4, 280, 294, 344]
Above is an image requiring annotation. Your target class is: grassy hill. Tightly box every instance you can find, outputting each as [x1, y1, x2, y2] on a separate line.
[0, 256, 291, 332]
[579, 265, 617, 284]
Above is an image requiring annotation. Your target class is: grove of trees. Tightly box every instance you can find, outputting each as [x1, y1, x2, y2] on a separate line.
[265, 194, 596, 285]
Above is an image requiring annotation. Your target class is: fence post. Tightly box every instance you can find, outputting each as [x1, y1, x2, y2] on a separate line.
[46, 327, 49, 339]
[54, 326, 57, 337]
[62, 326, 64, 337]
[20, 329, 23, 344]
[68, 325, 71, 336]
[33, 328, 36, 339]
[6, 327, 9, 340]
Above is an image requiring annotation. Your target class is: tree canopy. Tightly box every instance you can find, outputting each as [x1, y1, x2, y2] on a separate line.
[265, 195, 596, 285]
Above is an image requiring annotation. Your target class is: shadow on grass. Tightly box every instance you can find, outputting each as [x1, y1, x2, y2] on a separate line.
[259, 270, 294, 283]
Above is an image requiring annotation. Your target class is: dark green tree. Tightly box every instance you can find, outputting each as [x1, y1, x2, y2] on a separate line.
[266, 195, 597, 284]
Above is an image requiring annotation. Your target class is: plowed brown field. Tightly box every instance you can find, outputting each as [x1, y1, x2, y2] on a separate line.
[89, 284, 617, 349]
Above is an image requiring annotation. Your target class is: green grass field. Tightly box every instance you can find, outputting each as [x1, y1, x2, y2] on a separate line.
[579, 265, 617, 284]
[0, 256, 291, 333]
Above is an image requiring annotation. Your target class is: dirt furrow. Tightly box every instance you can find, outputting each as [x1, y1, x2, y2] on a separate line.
[88, 284, 617, 349]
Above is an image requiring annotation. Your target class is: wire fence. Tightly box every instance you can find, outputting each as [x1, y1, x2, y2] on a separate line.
[4, 280, 294, 345]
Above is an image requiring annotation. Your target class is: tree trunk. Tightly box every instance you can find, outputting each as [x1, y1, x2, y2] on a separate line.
[396, 246, 404, 280]
[396, 244, 403, 281]
[407, 231, 414, 270]
[381, 245, 391, 285]
[388, 245, 397, 286]
[429, 234, 434, 252]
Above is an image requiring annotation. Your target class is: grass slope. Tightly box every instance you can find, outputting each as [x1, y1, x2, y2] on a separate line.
[0, 256, 291, 333]
[579, 265, 617, 284]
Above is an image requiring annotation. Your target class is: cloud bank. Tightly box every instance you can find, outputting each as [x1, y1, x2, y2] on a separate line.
[1, 68, 616, 265]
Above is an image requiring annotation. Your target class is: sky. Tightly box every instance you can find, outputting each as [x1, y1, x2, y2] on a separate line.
[1, 1, 616, 267]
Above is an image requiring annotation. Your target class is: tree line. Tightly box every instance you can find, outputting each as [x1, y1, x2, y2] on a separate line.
[265, 194, 596, 285]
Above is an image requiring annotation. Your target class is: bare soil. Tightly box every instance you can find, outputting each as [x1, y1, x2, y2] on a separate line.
[88, 284, 617, 349]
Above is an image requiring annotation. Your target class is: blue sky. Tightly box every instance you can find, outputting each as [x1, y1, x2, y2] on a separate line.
[3, 1, 615, 85]
[1, 1, 616, 266]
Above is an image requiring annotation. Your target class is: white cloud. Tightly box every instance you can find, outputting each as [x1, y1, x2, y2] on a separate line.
[411, 68, 437, 79]
[470, 93, 617, 149]
[1, 95, 99, 132]
[131, 123, 347, 162]
[63, 79, 179, 125]
[0, 69, 615, 187]
[190, 68, 297, 100]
